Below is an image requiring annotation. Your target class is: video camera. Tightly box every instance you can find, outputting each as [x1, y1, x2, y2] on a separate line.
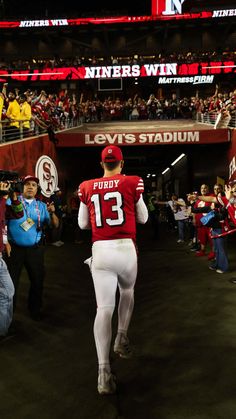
[0, 170, 23, 195]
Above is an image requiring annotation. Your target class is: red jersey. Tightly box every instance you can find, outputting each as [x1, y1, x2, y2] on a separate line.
[217, 195, 236, 225]
[193, 198, 212, 227]
[78, 174, 144, 242]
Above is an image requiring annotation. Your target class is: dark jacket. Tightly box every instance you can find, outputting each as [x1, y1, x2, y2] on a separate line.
[191, 204, 228, 229]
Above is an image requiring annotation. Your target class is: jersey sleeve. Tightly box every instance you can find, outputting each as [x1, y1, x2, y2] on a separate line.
[134, 177, 145, 202]
[78, 181, 87, 204]
[78, 201, 91, 229]
[135, 195, 149, 224]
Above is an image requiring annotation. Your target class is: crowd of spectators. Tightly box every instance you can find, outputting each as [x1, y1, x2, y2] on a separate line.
[0, 49, 235, 71]
[0, 82, 235, 142]
[0, 85, 80, 141]
[148, 182, 235, 278]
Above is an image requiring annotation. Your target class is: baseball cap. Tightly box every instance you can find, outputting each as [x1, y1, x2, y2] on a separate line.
[23, 175, 39, 184]
[101, 145, 123, 163]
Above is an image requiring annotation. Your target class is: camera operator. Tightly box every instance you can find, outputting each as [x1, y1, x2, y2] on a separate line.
[0, 180, 24, 339]
[6, 175, 59, 321]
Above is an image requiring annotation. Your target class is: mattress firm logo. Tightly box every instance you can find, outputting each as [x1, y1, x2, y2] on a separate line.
[85, 132, 200, 144]
[158, 75, 214, 84]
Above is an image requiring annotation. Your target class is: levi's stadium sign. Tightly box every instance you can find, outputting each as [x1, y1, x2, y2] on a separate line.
[0, 61, 234, 83]
[57, 129, 230, 147]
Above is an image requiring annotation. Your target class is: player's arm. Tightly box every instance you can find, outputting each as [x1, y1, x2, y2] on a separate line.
[135, 195, 149, 224]
[78, 201, 91, 229]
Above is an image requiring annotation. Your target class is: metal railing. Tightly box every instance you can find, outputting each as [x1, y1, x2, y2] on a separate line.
[1, 111, 235, 143]
[196, 111, 236, 129]
[0, 115, 80, 143]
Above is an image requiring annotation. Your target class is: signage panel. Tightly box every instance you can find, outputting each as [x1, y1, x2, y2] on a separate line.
[57, 129, 230, 148]
[0, 62, 234, 82]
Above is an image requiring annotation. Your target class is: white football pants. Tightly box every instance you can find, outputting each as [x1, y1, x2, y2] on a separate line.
[91, 238, 137, 368]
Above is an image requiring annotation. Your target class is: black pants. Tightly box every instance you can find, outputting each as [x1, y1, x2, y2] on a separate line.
[6, 243, 45, 315]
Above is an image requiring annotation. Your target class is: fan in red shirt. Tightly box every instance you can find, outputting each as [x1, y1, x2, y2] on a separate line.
[78, 145, 148, 395]
[191, 184, 215, 260]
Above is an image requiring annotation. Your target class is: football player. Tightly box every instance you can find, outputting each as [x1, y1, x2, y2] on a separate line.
[78, 145, 148, 395]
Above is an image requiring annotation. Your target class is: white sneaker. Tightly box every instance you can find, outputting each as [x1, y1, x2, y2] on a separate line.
[114, 334, 133, 359]
[97, 370, 116, 395]
[177, 239, 184, 243]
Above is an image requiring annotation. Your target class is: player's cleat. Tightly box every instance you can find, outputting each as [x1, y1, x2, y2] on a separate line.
[114, 334, 133, 359]
[97, 370, 116, 395]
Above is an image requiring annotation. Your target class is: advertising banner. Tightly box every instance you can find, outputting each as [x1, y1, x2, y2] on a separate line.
[0, 62, 234, 83]
[57, 129, 230, 147]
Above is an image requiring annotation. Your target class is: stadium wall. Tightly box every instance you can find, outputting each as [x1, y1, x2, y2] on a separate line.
[0, 129, 235, 193]
[0, 135, 63, 194]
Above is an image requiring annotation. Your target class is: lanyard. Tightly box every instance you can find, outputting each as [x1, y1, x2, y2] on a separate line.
[20, 197, 41, 230]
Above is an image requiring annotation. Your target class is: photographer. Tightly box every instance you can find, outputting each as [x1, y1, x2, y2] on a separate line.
[0, 180, 23, 339]
[6, 175, 59, 321]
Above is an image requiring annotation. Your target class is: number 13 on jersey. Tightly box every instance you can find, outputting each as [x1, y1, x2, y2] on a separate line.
[91, 191, 125, 227]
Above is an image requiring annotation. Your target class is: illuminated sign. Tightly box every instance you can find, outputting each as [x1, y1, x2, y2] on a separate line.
[158, 75, 215, 84]
[57, 129, 229, 147]
[84, 131, 200, 144]
[84, 63, 177, 78]
[0, 8, 235, 29]
[152, 0, 185, 16]
[213, 9, 236, 17]
[19, 19, 68, 27]
[0, 61, 234, 82]
[152, 0, 236, 17]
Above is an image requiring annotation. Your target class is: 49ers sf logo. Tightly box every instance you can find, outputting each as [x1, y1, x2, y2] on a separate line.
[35, 155, 58, 197]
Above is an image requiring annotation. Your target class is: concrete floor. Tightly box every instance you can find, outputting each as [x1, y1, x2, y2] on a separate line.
[1, 222, 236, 419]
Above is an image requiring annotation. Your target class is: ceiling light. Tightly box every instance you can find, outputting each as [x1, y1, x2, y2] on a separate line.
[162, 167, 170, 175]
[171, 153, 186, 166]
